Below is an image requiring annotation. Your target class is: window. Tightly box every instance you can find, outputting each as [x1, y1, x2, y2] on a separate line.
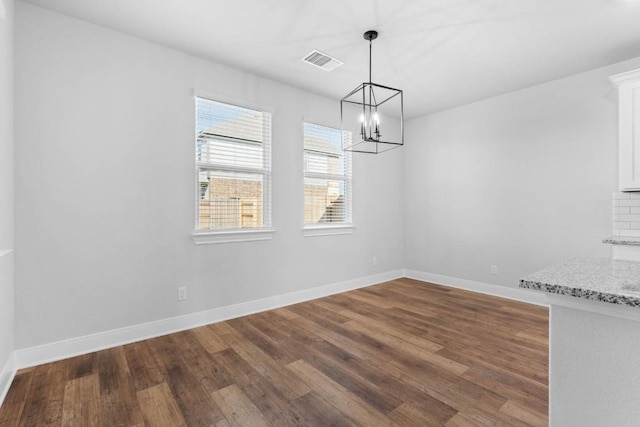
[195, 97, 272, 240]
[304, 122, 352, 230]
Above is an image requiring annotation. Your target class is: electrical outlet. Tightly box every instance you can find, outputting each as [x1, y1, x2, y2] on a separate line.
[177, 286, 187, 301]
[373, 256, 378, 266]
[490, 265, 498, 275]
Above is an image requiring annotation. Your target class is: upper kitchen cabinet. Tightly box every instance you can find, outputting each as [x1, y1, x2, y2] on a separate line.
[611, 69, 640, 191]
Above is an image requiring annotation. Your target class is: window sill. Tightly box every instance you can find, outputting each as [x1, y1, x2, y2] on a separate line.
[303, 224, 355, 237]
[192, 229, 275, 245]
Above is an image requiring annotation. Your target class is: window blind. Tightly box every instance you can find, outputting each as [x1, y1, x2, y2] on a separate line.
[196, 98, 271, 231]
[303, 122, 352, 225]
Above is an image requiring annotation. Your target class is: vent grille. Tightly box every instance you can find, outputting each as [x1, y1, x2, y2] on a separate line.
[302, 50, 343, 71]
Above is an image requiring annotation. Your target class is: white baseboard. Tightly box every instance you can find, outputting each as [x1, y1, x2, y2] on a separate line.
[12, 268, 546, 372]
[403, 269, 548, 306]
[0, 352, 16, 407]
[14, 269, 404, 370]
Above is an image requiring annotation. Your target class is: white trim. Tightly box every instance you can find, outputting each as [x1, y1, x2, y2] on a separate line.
[13, 270, 404, 370]
[0, 352, 16, 407]
[302, 116, 341, 132]
[194, 96, 273, 236]
[192, 229, 275, 244]
[11, 269, 552, 371]
[404, 269, 548, 306]
[304, 171, 349, 181]
[192, 88, 275, 115]
[197, 163, 266, 176]
[609, 69, 640, 86]
[303, 224, 355, 237]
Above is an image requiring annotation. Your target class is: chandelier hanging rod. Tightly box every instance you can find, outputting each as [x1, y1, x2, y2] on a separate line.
[364, 30, 377, 83]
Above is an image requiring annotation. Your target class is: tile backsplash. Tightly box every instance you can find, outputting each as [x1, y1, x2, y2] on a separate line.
[613, 192, 640, 237]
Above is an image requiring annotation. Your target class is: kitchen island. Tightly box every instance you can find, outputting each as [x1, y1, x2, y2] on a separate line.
[520, 257, 640, 426]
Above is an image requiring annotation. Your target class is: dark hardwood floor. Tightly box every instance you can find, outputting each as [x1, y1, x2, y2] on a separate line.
[0, 278, 549, 426]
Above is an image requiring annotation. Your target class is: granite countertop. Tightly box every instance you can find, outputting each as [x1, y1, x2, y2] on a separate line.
[519, 257, 640, 308]
[603, 236, 640, 246]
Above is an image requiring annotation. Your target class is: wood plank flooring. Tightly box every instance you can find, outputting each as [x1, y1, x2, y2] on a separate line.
[0, 278, 549, 426]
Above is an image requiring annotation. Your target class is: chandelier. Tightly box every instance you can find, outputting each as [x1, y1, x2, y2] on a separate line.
[341, 30, 404, 154]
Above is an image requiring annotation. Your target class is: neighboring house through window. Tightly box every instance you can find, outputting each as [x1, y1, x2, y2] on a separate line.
[195, 97, 271, 232]
[303, 122, 352, 226]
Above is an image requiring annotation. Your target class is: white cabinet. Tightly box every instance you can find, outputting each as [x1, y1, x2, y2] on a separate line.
[611, 69, 640, 191]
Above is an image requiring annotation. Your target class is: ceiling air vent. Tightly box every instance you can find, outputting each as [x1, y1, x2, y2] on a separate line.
[302, 50, 343, 71]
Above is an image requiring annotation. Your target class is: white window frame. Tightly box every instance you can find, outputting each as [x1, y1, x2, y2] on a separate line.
[303, 122, 354, 237]
[192, 96, 274, 244]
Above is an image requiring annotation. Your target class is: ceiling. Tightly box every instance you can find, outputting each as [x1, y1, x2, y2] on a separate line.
[21, 0, 640, 119]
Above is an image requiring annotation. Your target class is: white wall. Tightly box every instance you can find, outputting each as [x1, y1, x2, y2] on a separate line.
[13, 2, 404, 349]
[550, 305, 640, 426]
[404, 56, 640, 288]
[0, 0, 15, 387]
[13, 0, 640, 362]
